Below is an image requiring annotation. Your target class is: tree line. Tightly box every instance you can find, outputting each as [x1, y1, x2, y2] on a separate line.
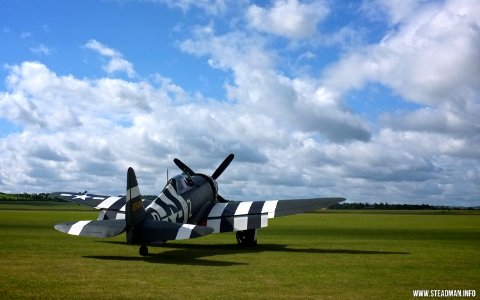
[332, 202, 478, 210]
[1, 192, 477, 210]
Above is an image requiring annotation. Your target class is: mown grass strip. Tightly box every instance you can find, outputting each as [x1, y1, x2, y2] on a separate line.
[0, 209, 478, 299]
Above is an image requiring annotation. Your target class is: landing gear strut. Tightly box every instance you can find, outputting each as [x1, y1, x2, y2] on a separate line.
[139, 244, 149, 256]
[236, 229, 258, 246]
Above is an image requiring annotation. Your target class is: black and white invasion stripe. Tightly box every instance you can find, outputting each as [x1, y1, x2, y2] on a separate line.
[207, 200, 278, 233]
[174, 224, 211, 240]
[145, 184, 191, 223]
[94, 196, 125, 211]
[54, 219, 125, 238]
[65, 220, 91, 236]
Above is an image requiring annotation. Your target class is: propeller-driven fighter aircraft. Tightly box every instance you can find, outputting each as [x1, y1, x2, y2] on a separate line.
[52, 154, 345, 256]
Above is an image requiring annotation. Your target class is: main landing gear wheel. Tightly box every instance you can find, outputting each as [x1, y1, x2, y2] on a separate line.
[236, 229, 258, 246]
[139, 244, 149, 256]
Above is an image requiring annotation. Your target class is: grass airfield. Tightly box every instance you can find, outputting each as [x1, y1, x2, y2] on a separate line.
[0, 203, 478, 299]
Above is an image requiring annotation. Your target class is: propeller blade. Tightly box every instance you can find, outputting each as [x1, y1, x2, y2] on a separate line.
[211, 153, 234, 180]
[173, 158, 195, 176]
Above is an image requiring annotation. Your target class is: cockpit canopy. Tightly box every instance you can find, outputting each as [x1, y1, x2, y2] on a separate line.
[168, 174, 194, 194]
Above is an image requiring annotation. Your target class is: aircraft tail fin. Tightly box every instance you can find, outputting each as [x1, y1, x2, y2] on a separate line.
[126, 167, 146, 241]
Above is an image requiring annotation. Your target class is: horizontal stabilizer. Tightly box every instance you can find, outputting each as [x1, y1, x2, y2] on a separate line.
[54, 219, 126, 238]
[133, 220, 213, 243]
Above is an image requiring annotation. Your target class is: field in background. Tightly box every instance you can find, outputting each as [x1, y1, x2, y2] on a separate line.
[0, 203, 478, 299]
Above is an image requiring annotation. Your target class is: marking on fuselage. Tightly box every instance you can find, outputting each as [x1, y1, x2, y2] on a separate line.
[146, 184, 191, 223]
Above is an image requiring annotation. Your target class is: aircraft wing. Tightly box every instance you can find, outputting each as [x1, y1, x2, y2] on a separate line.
[50, 192, 152, 212]
[206, 197, 344, 233]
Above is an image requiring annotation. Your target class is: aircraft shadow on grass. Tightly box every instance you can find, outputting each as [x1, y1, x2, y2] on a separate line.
[84, 242, 410, 267]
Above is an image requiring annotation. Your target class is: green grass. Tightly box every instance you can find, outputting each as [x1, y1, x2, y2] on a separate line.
[0, 201, 91, 211]
[0, 206, 478, 299]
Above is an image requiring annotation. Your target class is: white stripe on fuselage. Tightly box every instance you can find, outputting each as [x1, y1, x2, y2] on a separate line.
[145, 184, 190, 223]
[166, 185, 190, 223]
[146, 201, 168, 220]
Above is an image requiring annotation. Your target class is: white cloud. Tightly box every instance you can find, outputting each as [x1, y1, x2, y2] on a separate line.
[325, 0, 480, 105]
[181, 26, 371, 143]
[85, 39, 136, 78]
[321, 0, 480, 150]
[247, 0, 329, 40]
[361, 0, 426, 24]
[30, 44, 52, 56]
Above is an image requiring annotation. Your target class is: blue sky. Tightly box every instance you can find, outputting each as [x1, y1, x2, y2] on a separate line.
[0, 0, 479, 206]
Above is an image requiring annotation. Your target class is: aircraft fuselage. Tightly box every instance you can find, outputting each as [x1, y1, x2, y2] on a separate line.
[144, 173, 217, 225]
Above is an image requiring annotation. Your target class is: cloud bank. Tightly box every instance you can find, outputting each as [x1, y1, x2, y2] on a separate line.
[0, 0, 479, 206]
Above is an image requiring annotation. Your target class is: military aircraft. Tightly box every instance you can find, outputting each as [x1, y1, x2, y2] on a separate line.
[52, 154, 344, 256]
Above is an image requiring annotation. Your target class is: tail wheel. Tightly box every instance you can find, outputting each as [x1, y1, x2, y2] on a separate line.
[139, 244, 149, 256]
[236, 229, 258, 246]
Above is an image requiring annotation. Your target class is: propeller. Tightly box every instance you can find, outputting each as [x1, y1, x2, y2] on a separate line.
[173, 154, 235, 180]
[173, 158, 195, 176]
[172, 154, 234, 203]
[211, 153, 234, 180]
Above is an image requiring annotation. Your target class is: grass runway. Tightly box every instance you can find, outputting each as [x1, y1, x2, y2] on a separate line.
[0, 203, 478, 299]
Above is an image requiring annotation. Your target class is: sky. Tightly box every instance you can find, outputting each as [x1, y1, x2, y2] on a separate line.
[0, 0, 479, 206]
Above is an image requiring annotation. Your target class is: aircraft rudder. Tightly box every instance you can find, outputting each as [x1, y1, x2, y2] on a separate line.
[126, 167, 146, 231]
